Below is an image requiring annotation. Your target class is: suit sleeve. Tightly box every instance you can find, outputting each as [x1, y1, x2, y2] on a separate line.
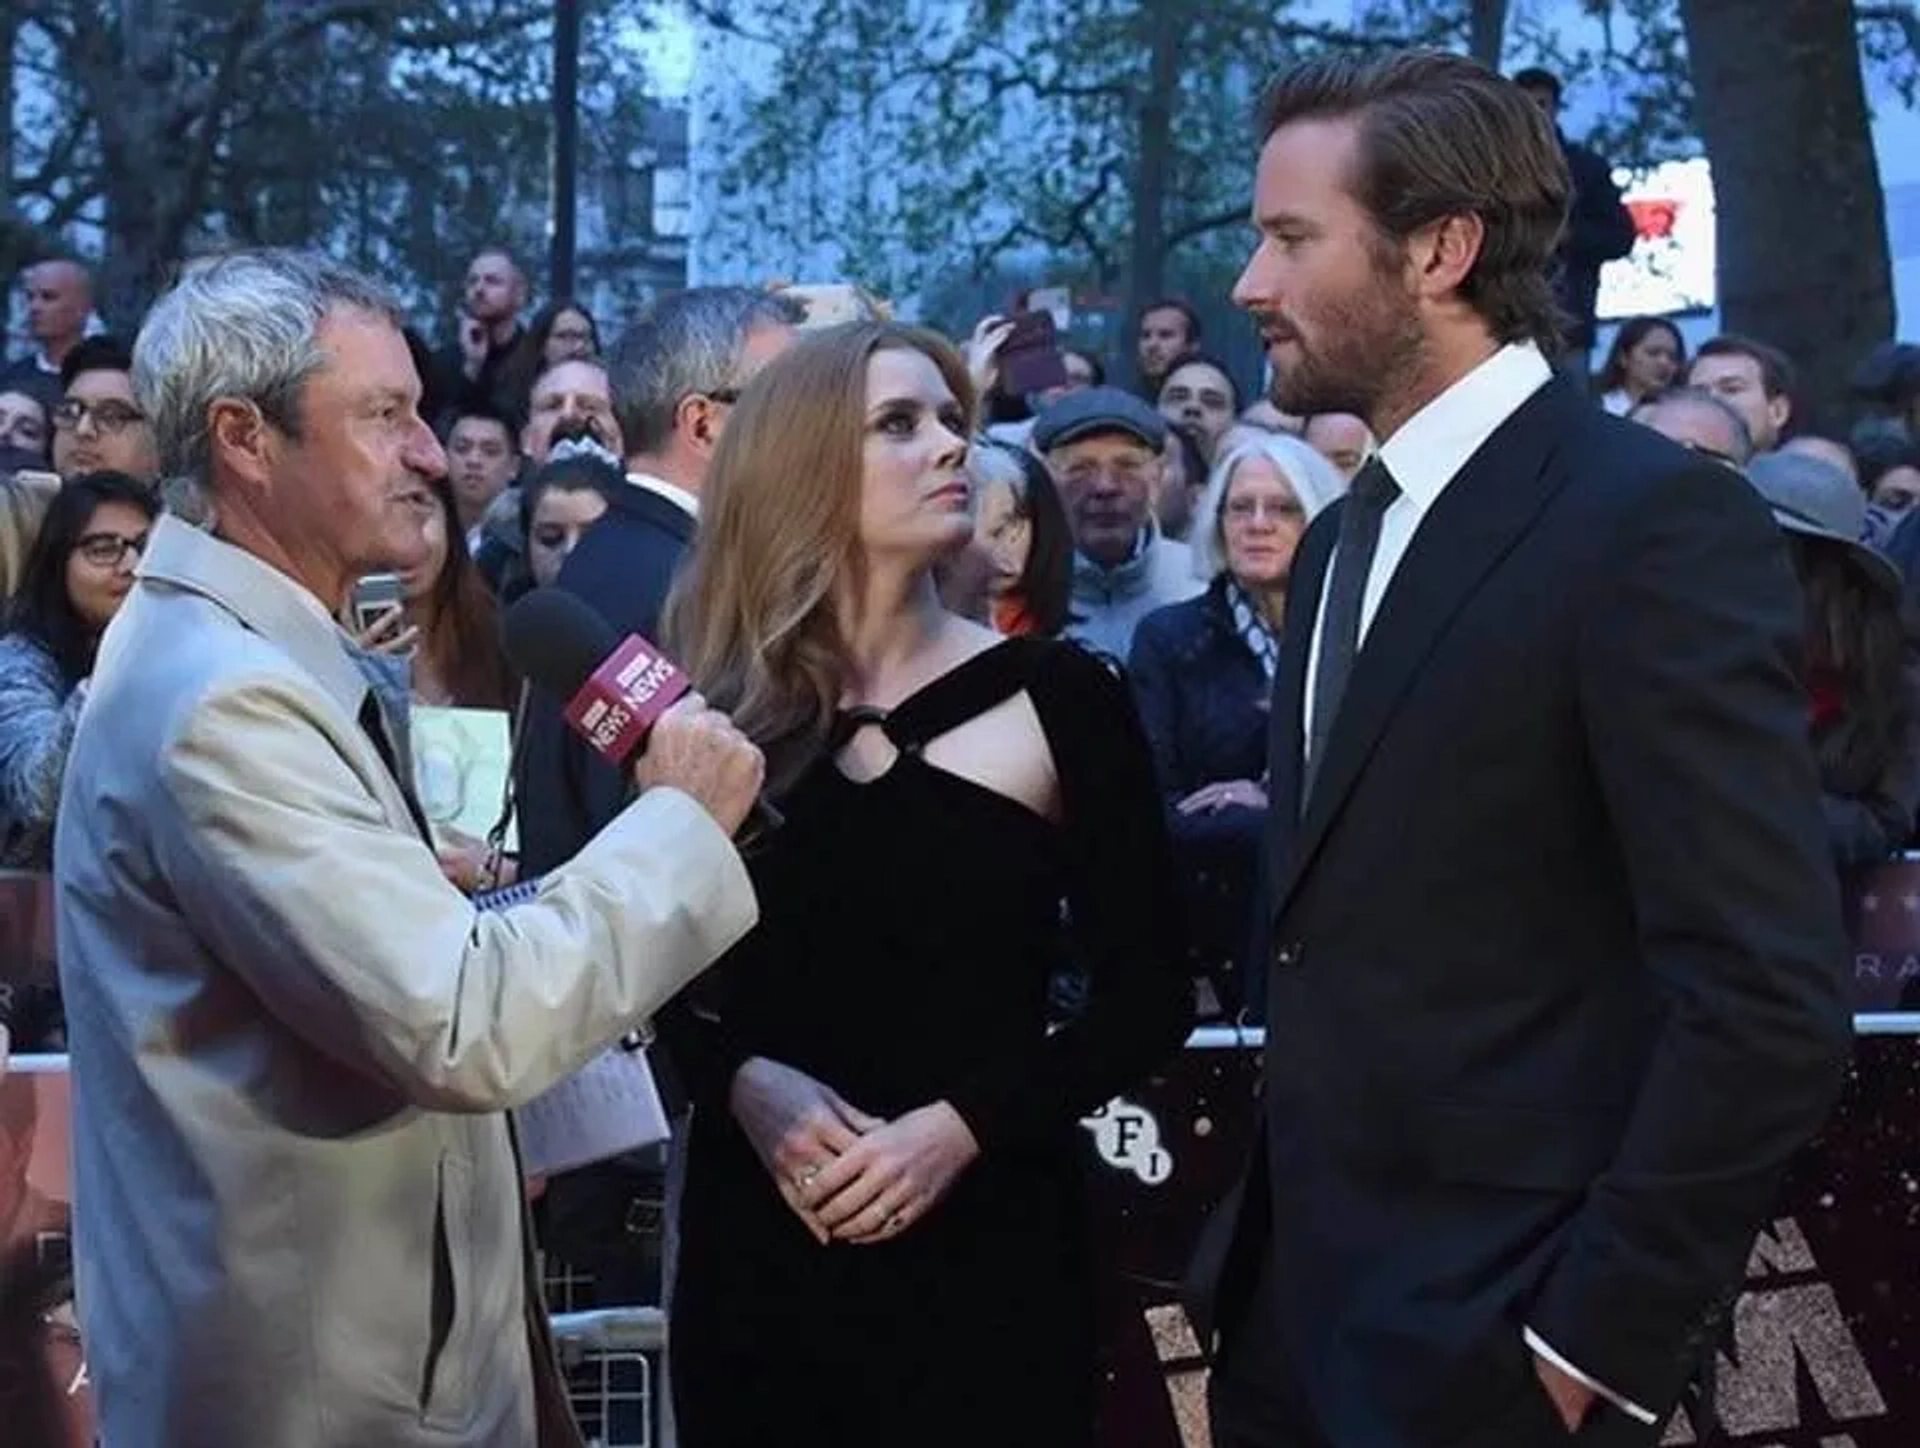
[1822, 771, 1920, 870]
[1531, 461, 1853, 1407]
[155, 673, 758, 1113]
[943, 644, 1195, 1151]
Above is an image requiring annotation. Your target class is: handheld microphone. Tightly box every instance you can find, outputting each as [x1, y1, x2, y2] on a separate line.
[501, 589, 781, 841]
[503, 589, 691, 771]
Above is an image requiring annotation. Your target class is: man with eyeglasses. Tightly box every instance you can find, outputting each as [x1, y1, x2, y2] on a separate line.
[1034, 385, 1205, 660]
[517, 285, 799, 881]
[49, 337, 159, 485]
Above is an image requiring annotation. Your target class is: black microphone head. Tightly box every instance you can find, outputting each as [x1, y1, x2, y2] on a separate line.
[501, 588, 622, 700]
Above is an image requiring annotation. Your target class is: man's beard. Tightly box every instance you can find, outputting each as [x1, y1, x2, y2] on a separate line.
[1265, 268, 1424, 424]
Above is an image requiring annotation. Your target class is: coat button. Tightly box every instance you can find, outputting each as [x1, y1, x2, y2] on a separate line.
[1275, 942, 1303, 968]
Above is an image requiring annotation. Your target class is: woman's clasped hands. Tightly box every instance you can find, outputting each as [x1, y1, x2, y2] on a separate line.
[728, 1056, 980, 1247]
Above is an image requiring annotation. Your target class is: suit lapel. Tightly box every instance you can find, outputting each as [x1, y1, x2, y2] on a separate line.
[1273, 380, 1584, 916]
[1265, 511, 1336, 888]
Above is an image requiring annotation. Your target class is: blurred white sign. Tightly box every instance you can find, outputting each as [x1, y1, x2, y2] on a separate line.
[1596, 157, 1718, 321]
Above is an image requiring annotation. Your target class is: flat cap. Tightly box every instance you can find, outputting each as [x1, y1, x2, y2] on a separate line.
[1031, 385, 1168, 453]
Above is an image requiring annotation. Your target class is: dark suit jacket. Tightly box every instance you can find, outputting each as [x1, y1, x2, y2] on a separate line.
[431, 327, 525, 431]
[1188, 378, 1851, 1446]
[515, 481, 696, 878]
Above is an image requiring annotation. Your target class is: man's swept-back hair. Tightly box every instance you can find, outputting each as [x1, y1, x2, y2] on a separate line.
[606, 287, 803, 457]
[1258, 49, 1572, 349]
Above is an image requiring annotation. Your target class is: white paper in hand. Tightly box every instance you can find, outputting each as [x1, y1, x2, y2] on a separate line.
[513, 1046, 671, 1178]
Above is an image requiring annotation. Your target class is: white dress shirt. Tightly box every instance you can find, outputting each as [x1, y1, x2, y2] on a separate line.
[629, 470, 699, 519]
[1302, 342, 1551, 742]
[1299, 340, 1655, 1427]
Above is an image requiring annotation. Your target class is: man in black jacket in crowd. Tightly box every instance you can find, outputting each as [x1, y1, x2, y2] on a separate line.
[1515, 67, 1639, 376]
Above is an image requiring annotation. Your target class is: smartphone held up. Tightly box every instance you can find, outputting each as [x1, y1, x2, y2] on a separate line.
[351, 573, 406, 637]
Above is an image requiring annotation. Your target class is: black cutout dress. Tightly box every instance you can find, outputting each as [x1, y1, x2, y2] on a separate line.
[664, 636, 1193, 1446]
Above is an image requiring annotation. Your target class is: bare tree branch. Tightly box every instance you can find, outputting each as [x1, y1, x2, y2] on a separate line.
[11, 106, 94, 205]
[164, 2, 271, 246]
[1858, 2, 1920, 56]
[1164, 205, 1245, 250]
[391, 4, 549, 51]
[40, 179, 100, 231]
[680, 0, 804, 50]
[1467, 0, 1513, 69]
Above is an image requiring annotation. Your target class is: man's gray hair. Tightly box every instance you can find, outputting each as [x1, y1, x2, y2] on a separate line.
[133, 248, 403, 519]
[1636, 384, 1756, 466]
[607, 287, 801, 457]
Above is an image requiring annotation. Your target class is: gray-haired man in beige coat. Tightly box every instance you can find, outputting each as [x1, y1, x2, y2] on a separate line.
[53, 250, 765, 1448]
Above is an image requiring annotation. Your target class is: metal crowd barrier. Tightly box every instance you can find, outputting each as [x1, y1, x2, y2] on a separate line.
[547, 1308, 666, 1448]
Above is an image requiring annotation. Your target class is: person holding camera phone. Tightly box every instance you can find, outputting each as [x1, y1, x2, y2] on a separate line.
[349, 474, 516, 892]
[354, 476, 513, 714]
[965, 307, 1076, 438]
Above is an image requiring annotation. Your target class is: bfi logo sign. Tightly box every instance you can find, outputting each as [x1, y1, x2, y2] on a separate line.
[563, 635, 692, 766]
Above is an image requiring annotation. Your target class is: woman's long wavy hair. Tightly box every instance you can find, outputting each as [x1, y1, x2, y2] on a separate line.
[663, 322, 975, 798]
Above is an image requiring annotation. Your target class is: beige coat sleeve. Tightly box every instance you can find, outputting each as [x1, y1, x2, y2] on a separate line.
[153, 669, 758, 1111]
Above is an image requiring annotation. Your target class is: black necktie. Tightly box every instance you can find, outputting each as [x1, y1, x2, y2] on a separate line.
[357, 690, 434, 843]
[1303, 458, 1401, 811]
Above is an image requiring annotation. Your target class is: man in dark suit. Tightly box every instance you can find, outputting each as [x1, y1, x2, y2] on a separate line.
[1190, 50, 1852, 1448]
[515, 287, 799, 876]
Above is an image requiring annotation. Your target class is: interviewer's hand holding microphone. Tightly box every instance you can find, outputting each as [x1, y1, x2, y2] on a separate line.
[633, 693, 764, 834]
[500, 588, 769, 840]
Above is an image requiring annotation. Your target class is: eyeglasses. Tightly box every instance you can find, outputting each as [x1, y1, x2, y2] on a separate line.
[1225, 496, 1306, 523]
[700, 387, 744, 406]
[73, 530, 148, 568]
[53, 398, 147, 434]
[1676, 440, 1744, 469]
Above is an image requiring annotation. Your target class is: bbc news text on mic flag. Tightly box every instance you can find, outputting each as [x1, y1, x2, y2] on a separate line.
[562, 636, 693, 767]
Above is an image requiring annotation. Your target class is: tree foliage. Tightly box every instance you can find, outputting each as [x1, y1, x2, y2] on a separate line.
[6, 0, 664, 329]
[692, 0, 1470, 319]
[695, 0, 1919, 340]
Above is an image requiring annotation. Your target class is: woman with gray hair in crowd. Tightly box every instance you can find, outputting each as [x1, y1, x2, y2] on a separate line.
[1126, 433, 1344, 1017]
